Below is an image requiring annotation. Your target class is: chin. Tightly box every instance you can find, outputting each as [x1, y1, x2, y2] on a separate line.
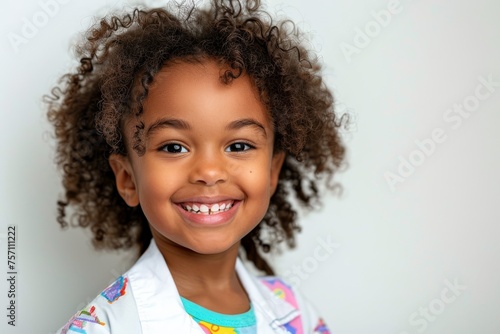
[184, 241, 238, 255]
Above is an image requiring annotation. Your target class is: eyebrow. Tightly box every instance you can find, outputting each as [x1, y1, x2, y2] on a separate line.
[226, 118, 267, 138]
[145, 117, 267, 138]
[146, 118, 191, 138]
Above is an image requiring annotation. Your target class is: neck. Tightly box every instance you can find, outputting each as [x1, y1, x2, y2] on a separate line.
[152, 231, 243, 296]
[150, 229, 253, 314]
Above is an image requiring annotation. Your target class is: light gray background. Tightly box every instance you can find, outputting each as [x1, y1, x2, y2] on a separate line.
[1, 0, 499, 333]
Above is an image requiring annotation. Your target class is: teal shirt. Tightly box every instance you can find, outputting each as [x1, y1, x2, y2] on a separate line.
[180, 297, 257, 333]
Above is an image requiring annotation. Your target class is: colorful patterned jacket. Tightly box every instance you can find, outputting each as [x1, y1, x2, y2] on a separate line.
[56, 239, 331, 334]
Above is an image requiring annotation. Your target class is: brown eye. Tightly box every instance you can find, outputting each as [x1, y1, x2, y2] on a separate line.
[161, 143, 188, 153]
[226, 142, 254, 152]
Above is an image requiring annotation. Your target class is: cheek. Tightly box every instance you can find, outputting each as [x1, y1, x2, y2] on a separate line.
[242, 167, 272, 195]
[136, 163, 178, 199]
[226, 161, 243, 175]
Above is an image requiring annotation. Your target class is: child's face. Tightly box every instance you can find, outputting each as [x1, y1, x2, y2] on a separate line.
[109, 59, 285, 255]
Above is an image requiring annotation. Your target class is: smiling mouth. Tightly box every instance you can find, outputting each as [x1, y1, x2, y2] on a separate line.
[180, 200, 235, 215]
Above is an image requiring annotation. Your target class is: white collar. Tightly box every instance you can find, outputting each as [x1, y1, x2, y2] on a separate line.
[127, 239, 299, 333]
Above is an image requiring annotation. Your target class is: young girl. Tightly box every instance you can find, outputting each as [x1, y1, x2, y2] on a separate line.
[47, 0, 345, 333]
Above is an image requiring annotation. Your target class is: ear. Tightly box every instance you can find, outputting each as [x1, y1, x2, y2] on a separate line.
[270, 151, 286, 195]
[108, 154, 139, 207]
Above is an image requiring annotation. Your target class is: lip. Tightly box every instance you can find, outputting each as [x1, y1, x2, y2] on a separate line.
[174, 199, 241, 227]
[174, 196, 238, 205]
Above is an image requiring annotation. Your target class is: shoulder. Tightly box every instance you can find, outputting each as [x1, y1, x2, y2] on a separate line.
[55, 274, 141, 334]
[257, 276, 332, 334]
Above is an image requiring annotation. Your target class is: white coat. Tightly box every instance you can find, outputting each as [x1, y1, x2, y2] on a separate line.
[56, 239, 330, 334]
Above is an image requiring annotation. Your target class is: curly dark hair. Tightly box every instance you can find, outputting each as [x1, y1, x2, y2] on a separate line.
[46, 0, 346, 275]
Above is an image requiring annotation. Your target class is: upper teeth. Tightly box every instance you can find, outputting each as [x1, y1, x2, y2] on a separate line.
[183, 201, 233, 214]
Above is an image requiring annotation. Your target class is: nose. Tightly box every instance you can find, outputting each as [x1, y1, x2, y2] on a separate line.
[188, 150, 228, 186]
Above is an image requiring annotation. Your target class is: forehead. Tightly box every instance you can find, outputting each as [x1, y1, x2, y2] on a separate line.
[142, 59, 269, 122]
